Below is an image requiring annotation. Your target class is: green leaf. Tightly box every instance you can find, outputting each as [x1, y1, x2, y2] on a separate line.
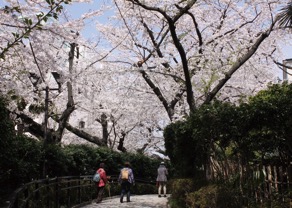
[0, 53, 5, 60]
[12, 32, 19, 38]
[13, 6, 21, 13]
[56, 5, 63, 13]
[53, 13, 58, 19]
[43, 16, 48, 22]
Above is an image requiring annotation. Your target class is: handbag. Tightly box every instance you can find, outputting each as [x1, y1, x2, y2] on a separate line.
[93, 172, 101, 182]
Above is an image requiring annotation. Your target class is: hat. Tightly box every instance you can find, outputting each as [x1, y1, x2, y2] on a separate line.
[160, 161, 165, 165]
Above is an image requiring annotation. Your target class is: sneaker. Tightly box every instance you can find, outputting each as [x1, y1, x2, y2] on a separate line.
[164, 195, 167, 197]
[158, 195, 161, 197]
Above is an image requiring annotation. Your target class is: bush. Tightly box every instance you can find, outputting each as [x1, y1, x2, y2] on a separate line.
[0, 133, 43, 206]
[1, 135, 41, 185]
[44, 144, 69, 177]
[123, 152, 161, 180]
[61, 145, 163, 180]
[63, 144, 102, 176]
[185, 184, 218, 208]
[185, 183, 245, 208]
[168, 178, 197, 208]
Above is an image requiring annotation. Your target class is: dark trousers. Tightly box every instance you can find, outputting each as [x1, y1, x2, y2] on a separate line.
[96, 186, 105, 202]
[120, 181, 131, 202]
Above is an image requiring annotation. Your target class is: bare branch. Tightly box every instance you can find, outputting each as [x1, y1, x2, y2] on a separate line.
[65, 123, 107, 146]
[204, 20, 276, 104]
[29, 42, 45, 82]
[206, 12, 261, 45]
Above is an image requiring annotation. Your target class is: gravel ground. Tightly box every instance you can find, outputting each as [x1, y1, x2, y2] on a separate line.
[80, 194, 170, 208]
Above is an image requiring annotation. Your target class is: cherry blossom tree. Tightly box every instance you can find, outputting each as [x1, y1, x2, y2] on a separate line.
[71, 0, 292, 154]
[1, 0, 292, 157]
[95, 0, 291, 119]
[0, 0, 167, 155]
[0, 0, 107, 145]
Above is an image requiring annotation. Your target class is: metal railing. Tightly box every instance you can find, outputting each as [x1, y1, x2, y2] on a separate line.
[7, 175, 156, 208]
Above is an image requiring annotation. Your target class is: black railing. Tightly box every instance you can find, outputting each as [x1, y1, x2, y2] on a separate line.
[7, 175, 156, 208]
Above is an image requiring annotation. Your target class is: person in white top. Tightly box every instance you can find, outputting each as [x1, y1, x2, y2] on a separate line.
[156, 161, 168, 197]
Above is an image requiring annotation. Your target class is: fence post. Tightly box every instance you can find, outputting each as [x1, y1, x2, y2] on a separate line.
[92, 178, 97, 201]
[67, 178, 71, 207]
[288, 162, 292, 208]
[35, 182, 39, 207]
[267, 165, 272, 196]
[78, 175, 81, 204]
[24, 186, 29, 208]
[288, 162, 292, 190]
[254, 164, 261, 203]
[262, 165, 267, 200]
[46, 179, 50, 207]
[274, 166, 278, 192]
[55, 177, 59, 208]
[13, 192, 19, 208]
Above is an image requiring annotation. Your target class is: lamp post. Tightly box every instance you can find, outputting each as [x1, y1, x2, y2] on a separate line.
[43, 86, 59, 144]
[42, 86, 59, 178]
[283, 58, 292, 81]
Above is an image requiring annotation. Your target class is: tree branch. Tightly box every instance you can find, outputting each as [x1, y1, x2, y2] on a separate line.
[127, 0, 196, 112]
[64, 123, 107, 146]
[204, 21, 275, 104]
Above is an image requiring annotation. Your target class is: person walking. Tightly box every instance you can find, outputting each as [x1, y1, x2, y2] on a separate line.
[118, 162, 135, 203]
[95, 163, 108, 203]
[156, 161, 168, 197]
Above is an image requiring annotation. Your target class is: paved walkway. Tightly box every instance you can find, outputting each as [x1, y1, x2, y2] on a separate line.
[81, 194, 170, 208]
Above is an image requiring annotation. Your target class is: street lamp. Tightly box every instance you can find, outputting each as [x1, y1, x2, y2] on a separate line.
[283, 58, 292, 81]
[43, 86, 59, 144]
[42, 72, 61, 178]
[43, 71, 62, 143]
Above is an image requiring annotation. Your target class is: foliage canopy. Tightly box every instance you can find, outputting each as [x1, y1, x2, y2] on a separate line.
[164, 82, 292, 177]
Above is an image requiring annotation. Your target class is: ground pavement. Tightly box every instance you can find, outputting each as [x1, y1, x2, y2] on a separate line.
[80, 194, 170, 208]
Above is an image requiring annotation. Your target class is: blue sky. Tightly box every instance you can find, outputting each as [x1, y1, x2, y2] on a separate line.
[64, 1, 292, 58]
[282, 45, 292, 59]
[64, 1, 113, 39]
[1, 0, 292, 61]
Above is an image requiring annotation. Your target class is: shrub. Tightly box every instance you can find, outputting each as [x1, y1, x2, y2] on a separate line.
[168, 178, 197, 208]
[186, 183, 244, 208]
[123, 152, 161, 180]
[185, 184, 218, 208]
